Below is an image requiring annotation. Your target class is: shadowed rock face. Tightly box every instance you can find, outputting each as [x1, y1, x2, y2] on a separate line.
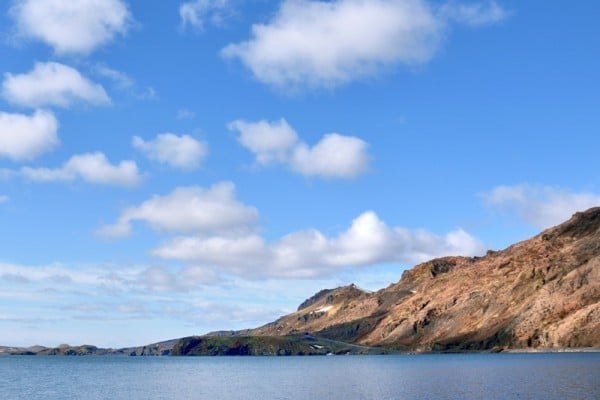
[247, 208, 600, 351]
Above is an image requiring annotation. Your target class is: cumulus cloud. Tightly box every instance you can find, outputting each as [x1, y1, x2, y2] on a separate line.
[482, 184, 600, 229]
[2, 62, 110, 108]
[97, 182, 259, 238]
[229, 119, 298, 165]
[0, 109, 58, 161]
[291, 134, 369, 178]
[21, 152, 141, 187]
[10, 0, 131, 54]
[222, 0, 508, 89]
[132, 133, 208, 170]
[154, 211, 485, 279]
[179, 0, 229, 30]
[228, 118, 369, 178]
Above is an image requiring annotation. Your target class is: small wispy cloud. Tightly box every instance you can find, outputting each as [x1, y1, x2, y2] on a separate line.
[176, 108, 196, 120]
[482, 184, 600, 229]
[95, 64, 135, 89]
[179, 0, 230, 31]
[440, 0, 509, 27]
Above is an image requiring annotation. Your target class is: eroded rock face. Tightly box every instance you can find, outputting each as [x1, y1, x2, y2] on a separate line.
[248, 208, 600, 351]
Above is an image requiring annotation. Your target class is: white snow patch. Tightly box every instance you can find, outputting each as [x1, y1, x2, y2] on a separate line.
[313, 305, 333, 313]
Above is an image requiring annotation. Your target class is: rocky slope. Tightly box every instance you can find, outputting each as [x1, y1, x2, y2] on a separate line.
[243, 208, 600, 351]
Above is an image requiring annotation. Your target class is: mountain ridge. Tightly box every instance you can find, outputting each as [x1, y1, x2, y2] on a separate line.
[251, 208, 600, 351]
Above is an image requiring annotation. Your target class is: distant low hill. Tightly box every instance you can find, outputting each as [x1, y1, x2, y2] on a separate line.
[3, 208, 599, 355]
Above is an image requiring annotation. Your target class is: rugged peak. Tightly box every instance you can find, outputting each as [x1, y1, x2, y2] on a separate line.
[297, 288, 334, 311]
[540, 207, 600, 241]
[399, 256, 472, 284]
[297, 284, 367, 311]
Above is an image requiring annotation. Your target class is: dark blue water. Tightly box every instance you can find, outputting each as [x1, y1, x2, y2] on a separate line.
[0, 353, 598, 399]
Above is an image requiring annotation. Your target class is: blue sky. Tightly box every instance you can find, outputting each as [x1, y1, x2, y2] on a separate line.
[0, 0, 599, 347]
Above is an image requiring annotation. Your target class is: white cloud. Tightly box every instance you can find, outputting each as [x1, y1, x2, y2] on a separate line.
[154, 211, 485, 279]
[222, 0, 507, 90]
[10, 0, 131, 54]
[229, 118, 298, 165]
[228, 118, 369, 178]
[0, 110, 58, 161]
[482, 184, 600, 229]
[21, 152, 141, 187]
[97, 182, 259, 238]
[2, 62, 110, 108]
[0, 195, 8, 204]
[132, 133, 208, 170]
[440, 0, 507, 27]
[291, 133, 369, 178]
[179, 0, 229, 30]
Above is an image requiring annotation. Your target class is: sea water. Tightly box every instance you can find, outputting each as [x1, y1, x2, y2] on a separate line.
[0, 353, 598, 399]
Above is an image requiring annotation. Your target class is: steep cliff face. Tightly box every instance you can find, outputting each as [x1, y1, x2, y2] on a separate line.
[249, 208, 600, 351]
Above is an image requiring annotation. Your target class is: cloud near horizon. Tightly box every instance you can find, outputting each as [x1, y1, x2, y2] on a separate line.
[99, 181, 484, 279]
[222, 0, 507, 90]
[482, 184, 600, 229]
[10, 0, 132, 54]
[154, 210, 485, 279]
[2, 62, 111, 109]
[228, 118, 369, 178]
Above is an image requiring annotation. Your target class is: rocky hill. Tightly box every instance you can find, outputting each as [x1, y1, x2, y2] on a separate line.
[171, 335, 390, 356]
[3, 208, 598, 355]
[241, 207, 600, 352]
[1, 339, 179, 356]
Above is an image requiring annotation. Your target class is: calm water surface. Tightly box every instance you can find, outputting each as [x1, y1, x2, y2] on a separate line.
[1, 353, 598, 399]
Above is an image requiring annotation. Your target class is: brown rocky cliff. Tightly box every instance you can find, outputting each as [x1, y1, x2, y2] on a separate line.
[250, 208, 600, 351]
